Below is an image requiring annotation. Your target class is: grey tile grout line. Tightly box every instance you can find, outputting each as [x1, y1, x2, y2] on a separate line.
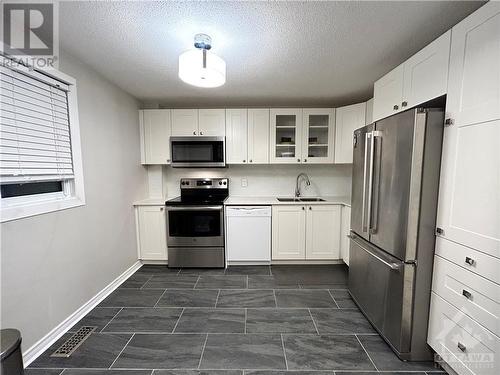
[171, 308, 185, 333]
[108, 333, 135, 369]
[355, 333, 379, 372]
[214, 289, 221, 308]
[153, 288, 169, 308]
[197, 333, 209, 369]
[244, 308, 247, 334]
[139, 275, 154, 290]
[308, 308, 320, 335]
[280, 333, 289, 370]
[272, 289, 278, 307]
[327, 289, 341, 308]
[100, 307, 123, 332]
[193, 275, 201, 289]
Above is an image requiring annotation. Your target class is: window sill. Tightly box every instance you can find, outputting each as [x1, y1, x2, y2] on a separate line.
[0, 196, 86, 223]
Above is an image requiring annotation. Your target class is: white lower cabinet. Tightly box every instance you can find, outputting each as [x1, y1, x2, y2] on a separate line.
[272, 205, 306, 260]
[135, 205, 167, 261]
[272, 204, 341, 260]
[340, 206, 351, 265]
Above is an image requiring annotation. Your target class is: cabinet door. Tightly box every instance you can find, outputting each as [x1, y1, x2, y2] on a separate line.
[199, 109, 225, 136]
[226, 109, 248, 164]
[137, 206, 167, 260]
[402, 31, 451, 108]
[373, 65, 404, 121]
[340, 206, 351, 266]
[270, 108, 303, 164]
[272, 205, 306, 260]
[172, 109, 198, 136]
[302, 108, 335, 164]
[305, 205, 341, 260]
[141, 110, 171, 165]
[248, 108, 270, 164]
[334, 103, 366, 164]
[436, 3, 500, 258]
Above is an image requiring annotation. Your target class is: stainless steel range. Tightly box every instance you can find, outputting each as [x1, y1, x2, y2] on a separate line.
[165, 178, 228, 268]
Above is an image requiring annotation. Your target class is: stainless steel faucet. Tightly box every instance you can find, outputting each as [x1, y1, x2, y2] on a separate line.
[295, 173, 311, 197]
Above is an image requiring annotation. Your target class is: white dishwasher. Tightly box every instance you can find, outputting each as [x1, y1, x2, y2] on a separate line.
[226, 206, 272, 263]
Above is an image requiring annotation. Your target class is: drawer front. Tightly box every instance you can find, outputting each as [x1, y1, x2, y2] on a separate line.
[435, 237, 500, 285]
[433, 256, 499, 336]
[428, 293, 499, 375]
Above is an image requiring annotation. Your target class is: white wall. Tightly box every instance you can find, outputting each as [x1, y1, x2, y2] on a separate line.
[0, 51, 147, 352]
[159, 164, 352, 198]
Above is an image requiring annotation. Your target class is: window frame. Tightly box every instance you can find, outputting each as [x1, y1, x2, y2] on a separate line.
[0, 61, 86, 222]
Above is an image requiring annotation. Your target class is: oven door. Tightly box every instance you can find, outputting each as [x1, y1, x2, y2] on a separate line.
[170, 136, 225, 167]
[166, 205, 224, 247]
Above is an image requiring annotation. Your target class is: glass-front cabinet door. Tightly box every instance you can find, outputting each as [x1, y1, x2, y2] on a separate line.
[270, 109, 303, 163]
[302, 109, 335, 164]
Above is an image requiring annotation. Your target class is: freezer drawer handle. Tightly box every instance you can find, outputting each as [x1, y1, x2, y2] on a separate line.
[457, 342, 467, 352]
[353, 237, 402, 270]
[465, 257, 475, 266]
[462, 289, 472, 299]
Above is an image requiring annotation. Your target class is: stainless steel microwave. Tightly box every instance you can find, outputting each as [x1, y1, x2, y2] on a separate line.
[170, 136, 226, 168]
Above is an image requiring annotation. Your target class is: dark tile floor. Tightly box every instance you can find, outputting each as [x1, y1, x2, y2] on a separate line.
[27, 265, 444, 374]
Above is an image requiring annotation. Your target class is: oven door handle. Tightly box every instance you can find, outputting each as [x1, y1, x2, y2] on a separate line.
[166, 205, 223, 211]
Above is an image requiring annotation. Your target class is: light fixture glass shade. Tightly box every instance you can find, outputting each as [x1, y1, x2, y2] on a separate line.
[178, 49, 226, 88]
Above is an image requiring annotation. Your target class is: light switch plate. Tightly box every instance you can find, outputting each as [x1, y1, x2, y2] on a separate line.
[241, 178, 248, 187]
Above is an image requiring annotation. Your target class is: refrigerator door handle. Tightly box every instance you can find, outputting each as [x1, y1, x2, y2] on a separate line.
[362, 132, 371, 233]
[351, 235, 402, 270]
[366, 131, 376, 233]
[369, 130, 383, 233]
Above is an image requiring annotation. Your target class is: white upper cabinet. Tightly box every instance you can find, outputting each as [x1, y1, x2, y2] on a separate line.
[373, 31, 451, 121]
[402, 31, 451, 109]
[139, 109, 172, 165]
[302, 109, 335, 164]
[270, 108, 303, 163]
[373, 65, 404, 121]
[334, 103, 366, 164]
[305, 205, 341, 259]
[248, 108, 270, 164]
[365, 98, 374, 125]
[172, 109, 198, 136]
[198, 109, 226, 136]
[225, 109, 248, 164]
[436, 2, 500, 258]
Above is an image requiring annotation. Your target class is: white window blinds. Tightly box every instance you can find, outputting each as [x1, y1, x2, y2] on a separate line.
[0, 65, 74, 183]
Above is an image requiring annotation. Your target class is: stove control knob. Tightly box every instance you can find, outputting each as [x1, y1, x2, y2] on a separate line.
[223, 181, 227, 185]
[219, 181, 222, 185]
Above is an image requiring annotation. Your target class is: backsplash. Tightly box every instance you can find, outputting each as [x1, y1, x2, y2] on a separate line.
[146, 164, 352, 198]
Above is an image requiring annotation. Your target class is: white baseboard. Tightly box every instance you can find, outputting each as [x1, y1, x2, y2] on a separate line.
[271, 260, 344, 265]
[23, 260, 142, 366]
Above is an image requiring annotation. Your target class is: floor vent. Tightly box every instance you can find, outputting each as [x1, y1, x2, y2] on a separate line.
[51, 326, 96, 357]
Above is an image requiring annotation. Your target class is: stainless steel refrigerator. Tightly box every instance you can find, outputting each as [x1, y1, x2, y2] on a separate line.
[348, 107, 444, 361]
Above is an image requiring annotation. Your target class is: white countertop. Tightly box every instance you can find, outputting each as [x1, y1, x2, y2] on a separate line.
[134, 195, 351, 207]
[224, 195, 351, 207]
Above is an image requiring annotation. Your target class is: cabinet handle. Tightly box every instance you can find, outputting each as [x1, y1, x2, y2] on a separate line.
[160, 207, 164, 211]
[200, 131, 204, 135]
[401, 101, 408, 107]
[193, 131, 196, 135]
[166, 159, 170, 163]
[243, 160, 246, 163]
[445, 118, 454, 126]
[457, 342, 466, 352]
[309, 206, 312, 210]
[302, 206, 305, 210]
[249, 159, 253, 163]
[393, 104, 399, 110]
[304, 159, 307, 162]
[462, 289, 472, 299]
[465, 257, 475, 266]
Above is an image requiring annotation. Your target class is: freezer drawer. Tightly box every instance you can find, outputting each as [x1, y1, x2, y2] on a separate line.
[348, 233, 413, 355]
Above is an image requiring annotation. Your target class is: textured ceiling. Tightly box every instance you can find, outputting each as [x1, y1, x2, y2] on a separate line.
[59, 1, 484, 107]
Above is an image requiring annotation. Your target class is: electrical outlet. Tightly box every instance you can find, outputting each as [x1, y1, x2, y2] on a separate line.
[241, 178, 248, 187]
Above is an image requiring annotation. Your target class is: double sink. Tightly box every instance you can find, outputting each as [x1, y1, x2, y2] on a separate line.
[277, 197, 326, 202]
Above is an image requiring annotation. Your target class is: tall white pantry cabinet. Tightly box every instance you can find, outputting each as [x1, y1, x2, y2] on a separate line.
[427, 4, 500, 375]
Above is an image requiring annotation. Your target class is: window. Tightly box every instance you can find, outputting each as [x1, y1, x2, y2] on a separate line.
[1, 57, 85, 222]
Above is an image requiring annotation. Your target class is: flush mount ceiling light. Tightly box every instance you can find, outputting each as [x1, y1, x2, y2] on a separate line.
[178, 33, 226, 88]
